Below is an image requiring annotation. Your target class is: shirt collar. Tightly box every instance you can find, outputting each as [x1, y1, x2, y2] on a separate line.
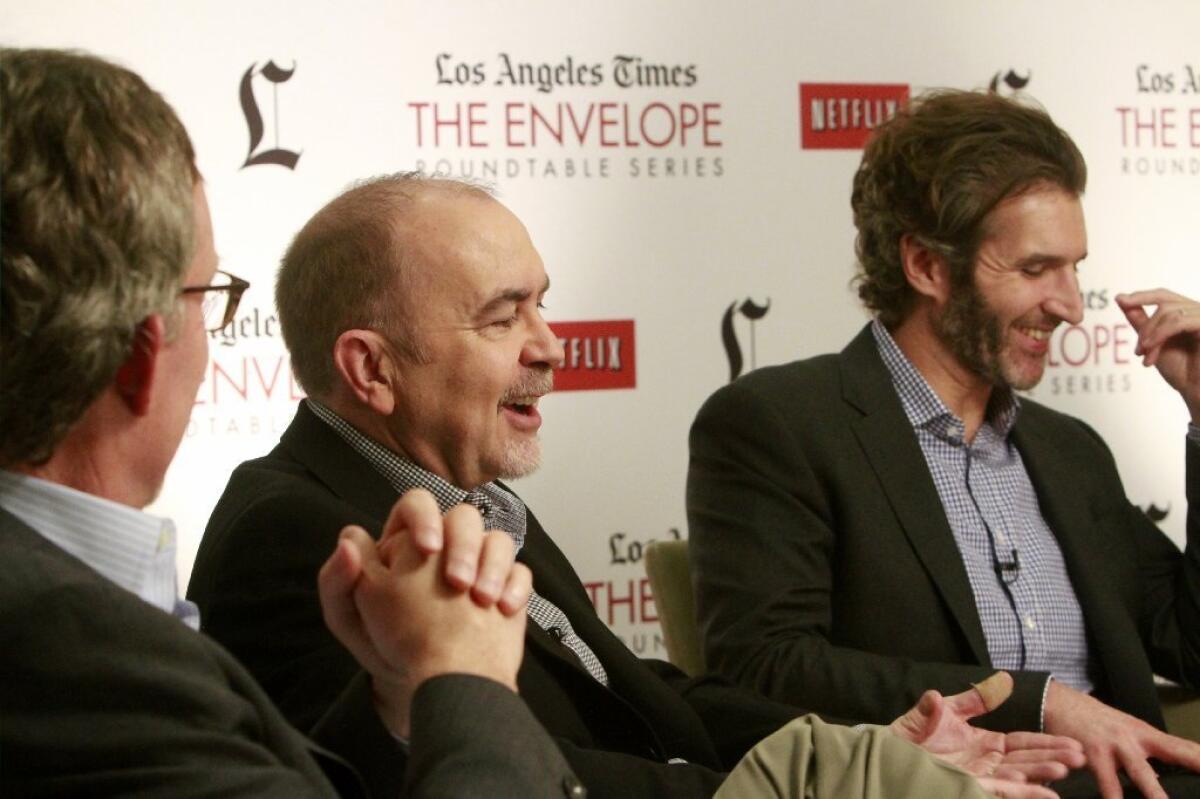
[306, 399, 527, 547]
[0, 469, 194, 625]
[870, 319, 1020, 442]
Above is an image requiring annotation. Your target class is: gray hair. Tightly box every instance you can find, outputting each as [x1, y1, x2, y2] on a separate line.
[1, 48, 199, 466]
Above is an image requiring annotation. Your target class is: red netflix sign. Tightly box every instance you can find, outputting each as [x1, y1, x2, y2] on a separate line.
[799, 83, 909, 149]
[549, 319, 636, 391]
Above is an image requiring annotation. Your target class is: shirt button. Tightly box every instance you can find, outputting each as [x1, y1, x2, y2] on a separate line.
[1025, 615, 1037, 630]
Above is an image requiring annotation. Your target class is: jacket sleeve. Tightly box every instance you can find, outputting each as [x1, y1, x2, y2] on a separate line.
[0, 577, 342, 798]
[1123, 433, 1200, 689]
[405, 674, 587, 798]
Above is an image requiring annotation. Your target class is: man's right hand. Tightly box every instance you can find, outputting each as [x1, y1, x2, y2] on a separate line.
[317, 488, 532, 738]
[890, 672, 1084, 798]
[1044, 679, 1200, 799]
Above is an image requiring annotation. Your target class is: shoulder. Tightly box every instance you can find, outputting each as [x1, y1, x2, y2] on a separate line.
[0, 525, 229, 689]
[1016, 396, 1111, 454]
[698, 353, 842, 414]
[205, 448, 357, 545]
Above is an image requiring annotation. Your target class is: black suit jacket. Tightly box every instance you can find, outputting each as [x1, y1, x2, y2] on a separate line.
[0, 504, 579, 798]
[687, 324, 1200, 733]
[190, 402, 802, 798]
[0, 506, 353, 798]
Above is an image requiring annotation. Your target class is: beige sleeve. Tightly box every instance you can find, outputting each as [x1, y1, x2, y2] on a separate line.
[715, 715, 991, 799]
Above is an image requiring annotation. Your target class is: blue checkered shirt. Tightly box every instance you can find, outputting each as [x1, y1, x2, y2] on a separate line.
[308, 400, 609, 686]
[871, 322, 1094, 693]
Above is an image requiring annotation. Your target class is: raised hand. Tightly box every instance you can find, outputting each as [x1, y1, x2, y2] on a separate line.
[317, 488, 532, 737]
[1116, 289, 1200, 421]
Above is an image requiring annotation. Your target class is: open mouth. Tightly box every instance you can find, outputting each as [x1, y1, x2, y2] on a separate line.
[499, 395, 544, 428]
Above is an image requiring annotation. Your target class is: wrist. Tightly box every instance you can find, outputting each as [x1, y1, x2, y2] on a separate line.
[370, 673, 415, 739]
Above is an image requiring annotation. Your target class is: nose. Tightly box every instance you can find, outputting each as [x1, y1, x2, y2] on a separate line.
[522, 311, 565, 369]
[1045, 266, 1084, 326]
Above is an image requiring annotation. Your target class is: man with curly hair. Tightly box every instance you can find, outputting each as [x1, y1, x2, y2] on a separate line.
[688, 88, 1200, 798]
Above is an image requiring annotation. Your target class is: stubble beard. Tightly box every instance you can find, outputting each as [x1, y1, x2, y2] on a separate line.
[494, 367, 554, 480]
[933, 281, 1015, 390]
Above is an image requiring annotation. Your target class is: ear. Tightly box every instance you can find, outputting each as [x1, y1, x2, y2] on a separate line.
[332, 329, 399, 416]
[899, 234, 954, 306]
[114, 315, 166, 416]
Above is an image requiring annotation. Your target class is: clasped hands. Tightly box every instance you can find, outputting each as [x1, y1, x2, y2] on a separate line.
[317, 488, 531, 738]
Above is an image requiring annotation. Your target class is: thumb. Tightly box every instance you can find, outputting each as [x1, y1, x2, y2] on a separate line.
[318, 526, 375, 659]
[946, 671, 1014, 720]
[892, 689, 945, 744]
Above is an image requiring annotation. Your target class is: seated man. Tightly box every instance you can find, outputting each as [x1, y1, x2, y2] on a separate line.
[0, 46, 578, 798]
[190, 173, 1081, 798]
[686, 88, 1200, 798]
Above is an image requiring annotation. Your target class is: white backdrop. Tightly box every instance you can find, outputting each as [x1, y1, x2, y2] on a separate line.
[7, 0, 1199, 657]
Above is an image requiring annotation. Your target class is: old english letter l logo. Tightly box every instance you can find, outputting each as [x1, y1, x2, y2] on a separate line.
[721, 298, 771, 383]
[240, 60, 302, 170]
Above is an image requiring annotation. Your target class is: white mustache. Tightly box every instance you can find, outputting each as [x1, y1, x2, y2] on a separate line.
[501, 369, 554, 403]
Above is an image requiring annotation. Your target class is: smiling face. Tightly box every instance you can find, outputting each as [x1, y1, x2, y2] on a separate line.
[383, 192, 564, 490]
[934, 184, 1087, 391]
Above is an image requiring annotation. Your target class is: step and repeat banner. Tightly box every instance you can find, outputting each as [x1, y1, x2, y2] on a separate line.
[7, 1, 1199, 658]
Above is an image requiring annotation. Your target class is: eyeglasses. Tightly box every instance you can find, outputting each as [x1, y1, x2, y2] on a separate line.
[181, 270, 250, 332]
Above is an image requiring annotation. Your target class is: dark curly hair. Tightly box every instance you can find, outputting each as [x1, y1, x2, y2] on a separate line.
[851, 89, 1086, 327]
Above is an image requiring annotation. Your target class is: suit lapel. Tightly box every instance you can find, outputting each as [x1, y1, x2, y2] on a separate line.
[517, 510, 722, 765]
[279, 403, 398, 525]
[517, 511, 639, 681]
[840, 326, 991, 666]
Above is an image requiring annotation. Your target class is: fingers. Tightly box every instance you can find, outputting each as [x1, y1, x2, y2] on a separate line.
[1087, 748, 1124, 799]
[1003, 732, 1085, 754]
[1114, 289, 1200, 363]
[319, 525, 373, 605]
[978, 775, 1060, 799]
[1137, 306, 1200, 362]
[1116, 288, 1188, 313]
[470, 531, 518, 606]
[375, 493, 528, 607]
[1145, 729, 1200, 773]
[889, 689, 944, 743]
[993, 758, 1070, 782]
[498, 562, 533, 616]
[1116, 749, 1166, 799]
[442, 506, 526, 611]
[942, 676, 995, 721]
[317, 527, 377, 667]
[441, 503, 487, 590]
[381, 487, 445, 555]
[998, 748, 1081, 764]
[1003, 733, 1086, 774]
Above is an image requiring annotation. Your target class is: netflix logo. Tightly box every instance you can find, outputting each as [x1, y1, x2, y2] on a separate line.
[549, 319, 636, 392]
[799, 82, 909, 150]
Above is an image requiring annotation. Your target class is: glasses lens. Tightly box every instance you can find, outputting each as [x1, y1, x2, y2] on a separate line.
[201, 293, 225, 331]
[206, 272, 236, 332]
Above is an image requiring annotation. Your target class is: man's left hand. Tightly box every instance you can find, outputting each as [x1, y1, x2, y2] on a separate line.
[1116, 289, 1200, 422]
[889, 672, 1086, 796]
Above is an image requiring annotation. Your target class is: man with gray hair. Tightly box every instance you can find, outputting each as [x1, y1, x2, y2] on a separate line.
[0, 46, 578, 797]
[192, 171, 1085, 798]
